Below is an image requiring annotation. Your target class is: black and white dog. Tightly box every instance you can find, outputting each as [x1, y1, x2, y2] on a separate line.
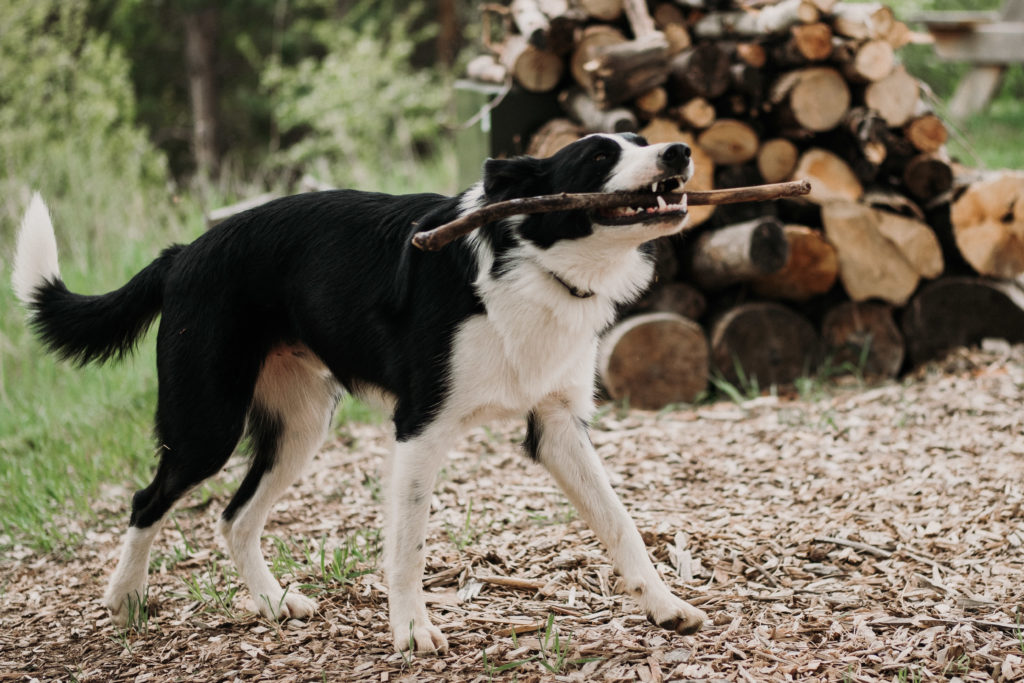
[13, 133, 705, 652]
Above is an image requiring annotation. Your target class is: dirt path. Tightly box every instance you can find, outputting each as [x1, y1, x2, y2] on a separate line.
[2, 346, 1023, 682]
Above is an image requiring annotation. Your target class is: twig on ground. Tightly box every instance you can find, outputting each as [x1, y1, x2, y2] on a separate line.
[411, 180, 812, 251]
[812, 536, 894, 559]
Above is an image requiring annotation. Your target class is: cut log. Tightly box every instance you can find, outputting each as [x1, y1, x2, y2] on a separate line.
[623, 0, 658, 39]
[821, 200, 919, 305]
[634, 87, 668, 118]
[862, 188, 924, 221]
[511, 0, 551, 48]
[864, 66, 919, 127]
[838, 39, 894, 82]
[675, 97, 716, 130]
[774, 22, 834, 64]
[693, 0, 819, 38]
[571, 25, 627, 93]
[653, 3, 691, 54]
[842, 106, 888, 169]
[528, 118, 583, 158]
[950, 171, 1024, 278]
[697, 119, 760, 165]
[769, 67, 850, 132]
[736, 42, 768, 68]
[691, 217, 789, 289]
[830, 3, 895, 41]
[710, 302, 820, 387]
[821, 301, 904, 378]
[794, 148, 863, 203]
[668, 43, 733, 100]
[639, 121, 717, 227]
[751, 224, 838, 301]
[598, 312, 709, 408]
[757, 138, 799, 184]
[561, 88, 638, 132]
[902, 277, 1024, 365]
[904, 113, 948, 153]
[629, 281, 707, 320]
[499, 35, 564, 93]
[902, 152, 953, 202]
[579, 0, 622, 21]
[583, 33, 670, 108]
[466, 54, 508, 84]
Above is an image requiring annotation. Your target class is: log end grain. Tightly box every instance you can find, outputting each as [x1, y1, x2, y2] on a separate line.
[710, 302, 820, 387]
[822, 301, 904, 378]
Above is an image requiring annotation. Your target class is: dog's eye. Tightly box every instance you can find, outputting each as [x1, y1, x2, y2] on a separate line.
[593, 152, 609, 162]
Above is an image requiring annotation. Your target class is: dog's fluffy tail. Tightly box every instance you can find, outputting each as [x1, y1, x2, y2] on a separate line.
[12, 193, 183, 365]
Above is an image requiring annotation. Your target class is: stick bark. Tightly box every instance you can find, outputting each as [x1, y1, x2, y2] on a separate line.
[411, 179, 811, 251]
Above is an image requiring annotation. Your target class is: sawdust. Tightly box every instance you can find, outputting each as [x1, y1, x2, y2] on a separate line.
[2, 344, 1023, 682]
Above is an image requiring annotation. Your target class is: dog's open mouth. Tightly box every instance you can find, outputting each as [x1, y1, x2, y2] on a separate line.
[592, 175, 689, 226]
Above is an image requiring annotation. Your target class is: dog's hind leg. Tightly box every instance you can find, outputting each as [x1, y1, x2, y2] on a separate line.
[219, 347, 339, 621]
[526, 392, 707, 636]
[384, 427, 454, 653]
[105, 343, 258, 626]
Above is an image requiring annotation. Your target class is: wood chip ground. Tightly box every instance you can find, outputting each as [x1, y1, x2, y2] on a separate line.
[2, 345, 1023, 682]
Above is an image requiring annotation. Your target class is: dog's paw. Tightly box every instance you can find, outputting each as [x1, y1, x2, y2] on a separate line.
[644, 595, 706, 636]
[250, 588, 318, 621]
[392, 618, 449, 654]
[103, 589, 147, 628]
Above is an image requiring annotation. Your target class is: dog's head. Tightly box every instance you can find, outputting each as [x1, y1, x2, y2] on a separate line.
[481, 133, 692, 249]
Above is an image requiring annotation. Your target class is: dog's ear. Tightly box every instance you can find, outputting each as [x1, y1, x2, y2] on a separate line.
[483, 157, 546, 203]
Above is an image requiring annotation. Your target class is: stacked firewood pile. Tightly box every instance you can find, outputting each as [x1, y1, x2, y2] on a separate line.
[466, 0, 1024, 407]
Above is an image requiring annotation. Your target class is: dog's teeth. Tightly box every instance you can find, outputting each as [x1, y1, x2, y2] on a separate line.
[652, 182, 658, 193]
[657, 196, 667, 209]
[681, 193, 688, 210]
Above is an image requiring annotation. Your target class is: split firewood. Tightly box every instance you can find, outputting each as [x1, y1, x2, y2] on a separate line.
[652, 2, 691, 54]
[710, 302, 820, 386]
[872, 207, 944, 279]
[598, 312, 709, 408]
[820, 200, 920, 305]
[902, 277, 1024, 366]
[412, 180, 812, 251]
[757, 138, 799, 184]
[769, 67, 850, 132]
[690, 216, 789, 289]
[499, 34, 564, 92]
[862, 188, 924, 221]
[561, 88, 638, 132]
[578, 0, 622, 21]
[693, 0, 820, 38]
[571, 25, 627, 94]
[697, 119, 760, 165]
[864, 66, 919, 127]
[751, 224, 838, 300]
[830, 2, 895, 41]
[793, 148, 863, 203]
[583, 33, 670, 108]
[821, 301, 904, 378]
[950, 171, 1024, 278]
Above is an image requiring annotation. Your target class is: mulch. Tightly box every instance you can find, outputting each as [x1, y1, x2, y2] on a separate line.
[1, 344, 1023, 682]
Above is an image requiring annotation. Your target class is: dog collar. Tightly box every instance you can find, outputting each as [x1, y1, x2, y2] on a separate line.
[549, 271, 595, 299]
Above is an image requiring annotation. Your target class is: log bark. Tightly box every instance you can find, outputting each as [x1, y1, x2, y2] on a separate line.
[697, 119, 760, 165]
[413, 181, 811, 251]
[668, 43, 733, 100]
[756, 138, 799, 184]
[691, 217, 789, 289]
[500, 34, 564, 92]
[710, 302, 820, 387]
[583, 33, 670, 108]
[511, 0, 551, 48]
[821, 200, 919, 305]
[950, 171, 1024, 278]
[793, 148, 863, 203]
[769, 67, 850, 132]
[751, 224, 838, 301]
[864, 66, 919, 127]
[571, 25, 627, 93]
[902, 277, 1024, 366]
[628, 281, 707, 320]
[822, 301, 904, 378]
[561, 88, 638, 132]
[599, 313, 709, 408]
[693, 0, 819, 38]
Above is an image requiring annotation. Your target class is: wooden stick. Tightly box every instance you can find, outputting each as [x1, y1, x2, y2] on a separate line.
[411, 179, 811, 251]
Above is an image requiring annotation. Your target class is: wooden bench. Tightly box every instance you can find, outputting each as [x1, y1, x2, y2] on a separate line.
[914, 0, 1024, 119]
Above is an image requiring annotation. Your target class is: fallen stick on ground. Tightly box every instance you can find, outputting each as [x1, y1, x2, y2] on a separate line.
[411, 179, 811, 251]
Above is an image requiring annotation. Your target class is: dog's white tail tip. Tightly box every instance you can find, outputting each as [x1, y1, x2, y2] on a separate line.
[12, 192, 61, 306]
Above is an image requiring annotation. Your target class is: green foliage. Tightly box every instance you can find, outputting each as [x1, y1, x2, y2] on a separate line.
[262, 1, 448, 189]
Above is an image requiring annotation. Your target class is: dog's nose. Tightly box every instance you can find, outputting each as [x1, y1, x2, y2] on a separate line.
[658, 143, 691, 173]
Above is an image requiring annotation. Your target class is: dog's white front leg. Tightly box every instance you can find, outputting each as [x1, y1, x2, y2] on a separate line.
[530, 396, 706, 635]
[384, 434, 450, 653]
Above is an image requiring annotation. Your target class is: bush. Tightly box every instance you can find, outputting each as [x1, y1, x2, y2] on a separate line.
[261, 1, 448, 189]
